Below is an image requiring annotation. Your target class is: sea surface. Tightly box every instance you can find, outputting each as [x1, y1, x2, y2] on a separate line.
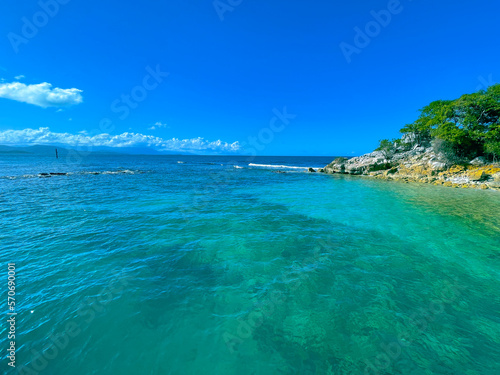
[1, 154, 500, 375]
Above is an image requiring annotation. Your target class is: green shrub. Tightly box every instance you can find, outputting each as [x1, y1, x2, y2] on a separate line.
[375, 139, 397, 159]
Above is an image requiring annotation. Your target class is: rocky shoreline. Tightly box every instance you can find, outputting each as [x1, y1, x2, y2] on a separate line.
[317, 146, 500, 191]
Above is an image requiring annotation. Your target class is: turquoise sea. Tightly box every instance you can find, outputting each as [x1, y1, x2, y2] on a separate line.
[1, 154, 500, 375]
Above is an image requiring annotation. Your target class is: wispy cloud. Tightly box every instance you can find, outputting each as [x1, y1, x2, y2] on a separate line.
[0, 127, 241, 153]
[14, 75, 25, 80]
[148, 121, 169, 130]
[0, 82, 83, 108]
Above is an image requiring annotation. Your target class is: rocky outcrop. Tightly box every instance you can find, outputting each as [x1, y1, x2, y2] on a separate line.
[322, 147, 500, 191]
[324, 152, 392, 175]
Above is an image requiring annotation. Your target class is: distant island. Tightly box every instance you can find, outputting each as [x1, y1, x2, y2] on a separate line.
[0, 145, 117, 156]
[321, 84, 500, 190]
[0, 144, 203, 157]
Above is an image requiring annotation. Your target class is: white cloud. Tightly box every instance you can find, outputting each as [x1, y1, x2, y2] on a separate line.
[0, 82, 83, 108]
[148, 121, 169, 130]
[158, 138, 240, 153]
[14, 75, 25, 80]
[0, 127, 241, 153]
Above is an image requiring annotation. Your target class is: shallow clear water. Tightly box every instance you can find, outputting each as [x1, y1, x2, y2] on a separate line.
[1, 154, 500, 375]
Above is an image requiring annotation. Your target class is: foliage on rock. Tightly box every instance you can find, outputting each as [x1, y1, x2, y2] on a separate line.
[400, 84, 500, 161]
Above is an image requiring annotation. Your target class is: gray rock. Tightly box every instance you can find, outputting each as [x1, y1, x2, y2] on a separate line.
[324, 150, 397, 175]
[470, 157, 487, 166]
[487, 181, 500, 188]
[430, 161, 447, 170]
[401, 133, 417, 144]
[308, 168, 316, 173]
[450, 177, 470, 184]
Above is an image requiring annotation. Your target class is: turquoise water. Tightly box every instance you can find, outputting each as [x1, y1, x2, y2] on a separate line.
[1, 154, 500, 375]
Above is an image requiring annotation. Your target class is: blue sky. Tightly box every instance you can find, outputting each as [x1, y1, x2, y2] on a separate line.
[0, 0, 499, 155]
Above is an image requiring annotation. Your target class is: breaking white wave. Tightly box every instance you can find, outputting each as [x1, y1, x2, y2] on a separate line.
[248, 163, 310, 170]
[101, 170, 136, 175]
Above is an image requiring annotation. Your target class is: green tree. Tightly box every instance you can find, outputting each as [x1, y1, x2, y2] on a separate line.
[484, 123, 500, 161]
[400, 84, 500, 161]
[375, 139, 397, 159]
[400, 100, 454, 146]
